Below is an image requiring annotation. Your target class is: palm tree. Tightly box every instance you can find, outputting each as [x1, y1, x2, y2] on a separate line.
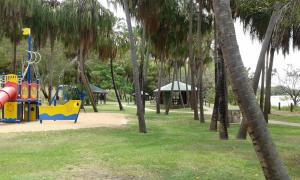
[123, 0, 147, 133]
[264, 47, 275, 122]
[210, 19, 218, 131]
[156, 59, 163, 114]
[259, 56, 265, 110]
[165, 61, 176, 115]
[216, 44, 228, 140]
[188, 0, 199, 120]
[139, 25, 146, 113]
[197, 0, 205, 123]
[110, 55, 124, 111]
[96, 12, 125, 111]
[212, 0, 289, 178]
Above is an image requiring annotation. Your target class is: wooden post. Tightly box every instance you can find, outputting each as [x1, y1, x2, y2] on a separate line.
[278, 102, 280, 110]
[290, 103, 293, 112]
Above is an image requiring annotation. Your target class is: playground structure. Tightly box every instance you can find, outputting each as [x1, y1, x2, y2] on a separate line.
[0, 28, 81, 124]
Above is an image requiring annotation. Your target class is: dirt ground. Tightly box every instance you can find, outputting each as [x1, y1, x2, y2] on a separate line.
[0, 113, 128, 133]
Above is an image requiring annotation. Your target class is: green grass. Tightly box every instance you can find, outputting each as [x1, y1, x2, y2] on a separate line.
[269, 113, 300, 123]
[272, 106, 300, 112]
[0, 103, 299, 179]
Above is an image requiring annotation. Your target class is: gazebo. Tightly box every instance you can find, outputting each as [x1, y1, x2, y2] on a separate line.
[89, 84, 108, 104]
[154, 81, 194, 108]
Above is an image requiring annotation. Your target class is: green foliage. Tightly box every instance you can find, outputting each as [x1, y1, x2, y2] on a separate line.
[86, 53, 134, 94]
[271, 86, 286, 95]
[232, 0, 300, 54]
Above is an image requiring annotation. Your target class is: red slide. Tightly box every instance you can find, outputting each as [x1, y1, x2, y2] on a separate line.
[0, 82, 18, 109]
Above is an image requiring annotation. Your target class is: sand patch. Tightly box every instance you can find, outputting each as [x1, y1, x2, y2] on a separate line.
[0, 113, 128, 133]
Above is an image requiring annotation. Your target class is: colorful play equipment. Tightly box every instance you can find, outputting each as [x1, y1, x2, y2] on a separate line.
[0, 28, 81, 123]
[50, 85, 86, 111]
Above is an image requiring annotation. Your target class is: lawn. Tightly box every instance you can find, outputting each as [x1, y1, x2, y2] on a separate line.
[269, 113, 300, 123]
[0, 103, 299, 179]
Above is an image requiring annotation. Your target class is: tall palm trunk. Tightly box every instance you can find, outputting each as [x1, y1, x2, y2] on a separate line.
[123, 0, 147, 133]
[188, 0, 199, 120]
[48, 44, 54, 104]
[259, 57, 265, 110]
[140, 26, 146, 113]
[175, 61, 185, 108]
[217, 46, 228, 139]
[197, 0, 205, 123]
[13, 38, 17, 74]
[264, 47, 275, 122]
[110, 56, 123, 111]
[143, 42, 150, 112]
[156, 59, 163, 114]
[165, 62, 175, 115]
[210, 19, 218, 131]
[79, 41, 98, 112]
[184, 59, 190, 106]
[237, 3, 283, 137]
[179, 65, 182, 82]
[213, 1, 289, 179]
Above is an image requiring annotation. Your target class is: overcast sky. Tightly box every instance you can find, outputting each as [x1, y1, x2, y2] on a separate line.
[100, 0, 300, 85]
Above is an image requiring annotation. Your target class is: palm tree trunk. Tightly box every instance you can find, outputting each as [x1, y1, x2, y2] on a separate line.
[213, 1, 289, 178]
[79, 41, 98, 112]
[175, 61, 185, 108]
[179, 65, 182, 82]
[197, 0, 205, 123]
[264, 47, 275, 122]
[211, 93, 219, 131]
[184, 60, 190, 106]
[165, 62, 175, 115]
[217, 43, 228, 139]
[140, 26, 146, 113]
[259, 57, 265, 110]
[123, 0, 147, 133]
[188, 0, 199, 120]
[48, 45, 54, 104]
[13, 39, 17, 74]
[143, 42, 150, 112]
[110, 56, 124, 111]
[210, 19, 218, 131]
[156, 59, 163, 114]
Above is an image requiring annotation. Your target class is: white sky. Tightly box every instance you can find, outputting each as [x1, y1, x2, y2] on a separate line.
[100, 0, 300, 86]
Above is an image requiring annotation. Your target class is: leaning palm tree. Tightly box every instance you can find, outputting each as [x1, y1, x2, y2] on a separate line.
[212, 0, 289, 179]
[97, 15, 125, 111]
[233, 0, 300, 139]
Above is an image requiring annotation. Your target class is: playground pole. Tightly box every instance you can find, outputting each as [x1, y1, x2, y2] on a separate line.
[1, 72, 4, 120]
[27, 32, 32, 122]
[17, 72, 22, 123]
